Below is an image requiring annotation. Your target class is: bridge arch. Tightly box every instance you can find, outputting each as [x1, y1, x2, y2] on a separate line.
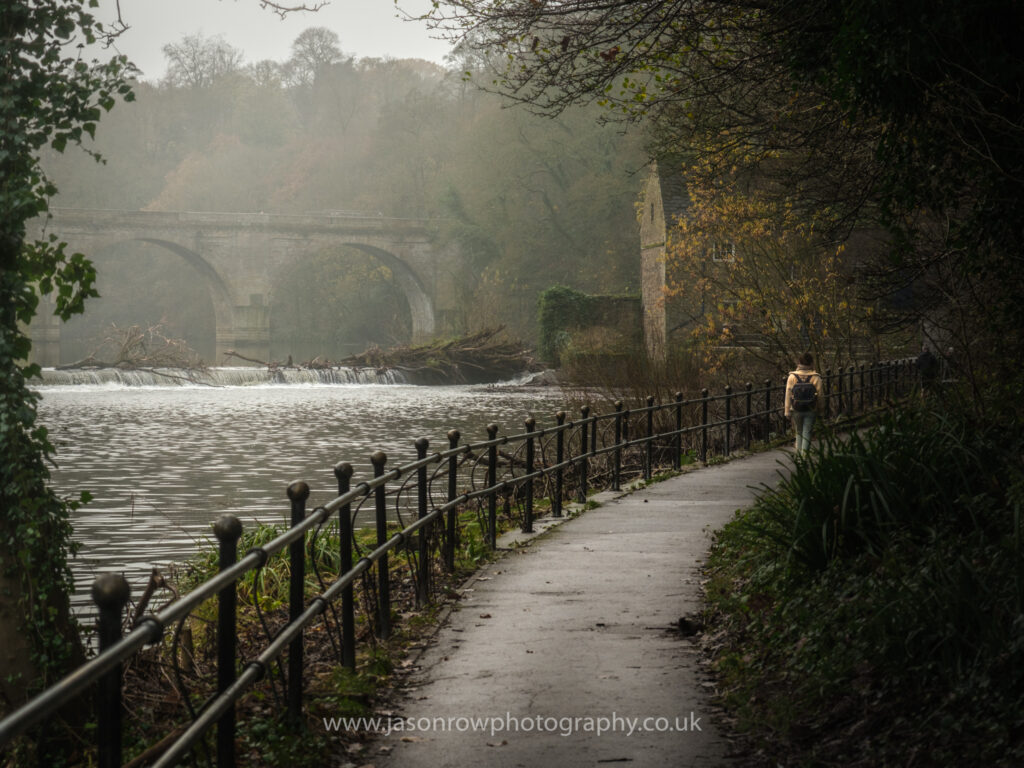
[340, 243, 435, 339]
[135, 238, 235, 330]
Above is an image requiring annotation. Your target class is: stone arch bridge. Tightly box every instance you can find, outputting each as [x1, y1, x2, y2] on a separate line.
[28, 208, 464, 366]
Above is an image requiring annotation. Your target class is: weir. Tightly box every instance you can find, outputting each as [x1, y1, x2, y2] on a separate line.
[34, 366, 408, 387]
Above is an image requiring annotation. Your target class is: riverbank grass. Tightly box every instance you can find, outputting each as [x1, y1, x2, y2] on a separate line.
[703, 404, 1024, 766]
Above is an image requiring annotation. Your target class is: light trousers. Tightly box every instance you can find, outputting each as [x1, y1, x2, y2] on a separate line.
[792, 411, 816, 453]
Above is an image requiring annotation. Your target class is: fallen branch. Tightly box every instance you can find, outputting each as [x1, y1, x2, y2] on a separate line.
[337, 327, 538, 384]
[59, 324, 210, 383]
[222, 349, 273, 367]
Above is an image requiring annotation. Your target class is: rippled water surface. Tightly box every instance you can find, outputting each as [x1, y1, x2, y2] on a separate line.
[36, 380, 563, 609]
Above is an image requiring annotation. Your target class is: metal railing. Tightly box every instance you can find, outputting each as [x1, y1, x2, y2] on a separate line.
[0, 358, 916, 766]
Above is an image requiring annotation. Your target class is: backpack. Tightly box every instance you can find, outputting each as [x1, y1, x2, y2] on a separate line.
[791, 373, 817, 412]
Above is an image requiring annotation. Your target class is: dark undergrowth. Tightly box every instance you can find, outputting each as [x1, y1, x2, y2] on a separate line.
[703, 398, 1024, 767]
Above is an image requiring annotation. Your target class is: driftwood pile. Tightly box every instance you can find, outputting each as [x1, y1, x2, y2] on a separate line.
[58, 324, 208, 384]
[224, 328, 538, 384]
[337, 327, 538, 384]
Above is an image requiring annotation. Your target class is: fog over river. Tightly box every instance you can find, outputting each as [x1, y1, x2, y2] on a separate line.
[35, 372, 563, 612]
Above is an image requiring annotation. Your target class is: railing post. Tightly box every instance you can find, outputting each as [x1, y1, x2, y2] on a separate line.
[763, 379, 771, 442]
[333, 462, 356, 671]
[644, 396, 654, 481]
[613, 401, 623, 491]
[577, 406, 590, 503]
[503, 486, 512, 535]
[286, 480, 309, 727]
[415, 438, 430, 607]
[446, 430, 460, 572]
[523, 417, 536, 533]
[724, 384, 732, 457]
[836, 366, 844, 419]
[486, 424, 499, 548]
[701, 388, 709, 463]
[371, 452, 391, 639]
[92, 573, 130, 768]
[744, 382, 753, 449]
[553, 411, 565, 517]
[673, 392, 683, 471]
[824, 369, 833, 419]
[213, 514, 242, 768]
[859, 364, 866, 414]
[848, 366, 856, 415]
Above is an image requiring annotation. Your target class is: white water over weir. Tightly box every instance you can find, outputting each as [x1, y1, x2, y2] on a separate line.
[34, 365, 407, 387]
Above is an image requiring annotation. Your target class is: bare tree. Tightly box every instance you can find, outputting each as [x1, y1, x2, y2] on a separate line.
[246, 58, 284, 88]
[162, 33, 244, 88]
[287, 26, 347, 86]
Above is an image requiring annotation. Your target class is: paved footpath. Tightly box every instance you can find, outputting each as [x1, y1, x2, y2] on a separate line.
[370, 448, 793, 768]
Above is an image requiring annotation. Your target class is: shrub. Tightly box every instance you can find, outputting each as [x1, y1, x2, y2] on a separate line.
[705, 403, 1024, 765]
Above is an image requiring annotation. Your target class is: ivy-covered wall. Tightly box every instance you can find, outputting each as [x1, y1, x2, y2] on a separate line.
[537, 285, 641, 366]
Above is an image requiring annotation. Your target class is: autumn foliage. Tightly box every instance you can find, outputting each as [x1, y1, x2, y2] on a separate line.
[662, 163, 898, 377]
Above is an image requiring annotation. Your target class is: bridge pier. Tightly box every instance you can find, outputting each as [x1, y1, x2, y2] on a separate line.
[216, 301, 271, 366]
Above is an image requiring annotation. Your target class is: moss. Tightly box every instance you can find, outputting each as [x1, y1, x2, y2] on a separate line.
[537, 285, 640, 365]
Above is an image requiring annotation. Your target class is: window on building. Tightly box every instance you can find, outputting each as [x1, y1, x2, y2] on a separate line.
[711, 242, 736, 262]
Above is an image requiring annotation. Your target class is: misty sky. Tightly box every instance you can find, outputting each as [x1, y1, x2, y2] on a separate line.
[95, 0, 454, 80]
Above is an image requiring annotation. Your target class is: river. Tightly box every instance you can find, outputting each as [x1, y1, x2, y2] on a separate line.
[34, 369, 563, 612]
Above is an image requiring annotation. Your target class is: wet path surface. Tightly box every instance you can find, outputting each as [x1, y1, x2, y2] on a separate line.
[369, 448, 791, 768]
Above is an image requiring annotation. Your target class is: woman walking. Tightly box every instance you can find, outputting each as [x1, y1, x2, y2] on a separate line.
[784, 352, 824, 453]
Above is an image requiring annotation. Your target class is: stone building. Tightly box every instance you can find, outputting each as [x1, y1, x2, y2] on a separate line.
[638, 160, 689, 364]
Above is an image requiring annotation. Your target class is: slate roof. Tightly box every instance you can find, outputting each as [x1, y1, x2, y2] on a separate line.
[656, 162, 689, 222]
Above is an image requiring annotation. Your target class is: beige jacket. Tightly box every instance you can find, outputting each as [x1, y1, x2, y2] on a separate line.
[784, 365, 823, 417]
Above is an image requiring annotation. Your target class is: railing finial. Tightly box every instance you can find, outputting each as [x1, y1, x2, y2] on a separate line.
[213, 514, 242, 543]
[286, 480, 310, 502]
[92, 572, 131, 609]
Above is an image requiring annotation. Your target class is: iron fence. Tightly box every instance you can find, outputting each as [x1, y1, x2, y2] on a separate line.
[0, 358, 916, 767]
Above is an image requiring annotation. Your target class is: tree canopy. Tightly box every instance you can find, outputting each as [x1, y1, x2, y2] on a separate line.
[426, 0, 1023, 383]
[1, 0, 133, 727]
